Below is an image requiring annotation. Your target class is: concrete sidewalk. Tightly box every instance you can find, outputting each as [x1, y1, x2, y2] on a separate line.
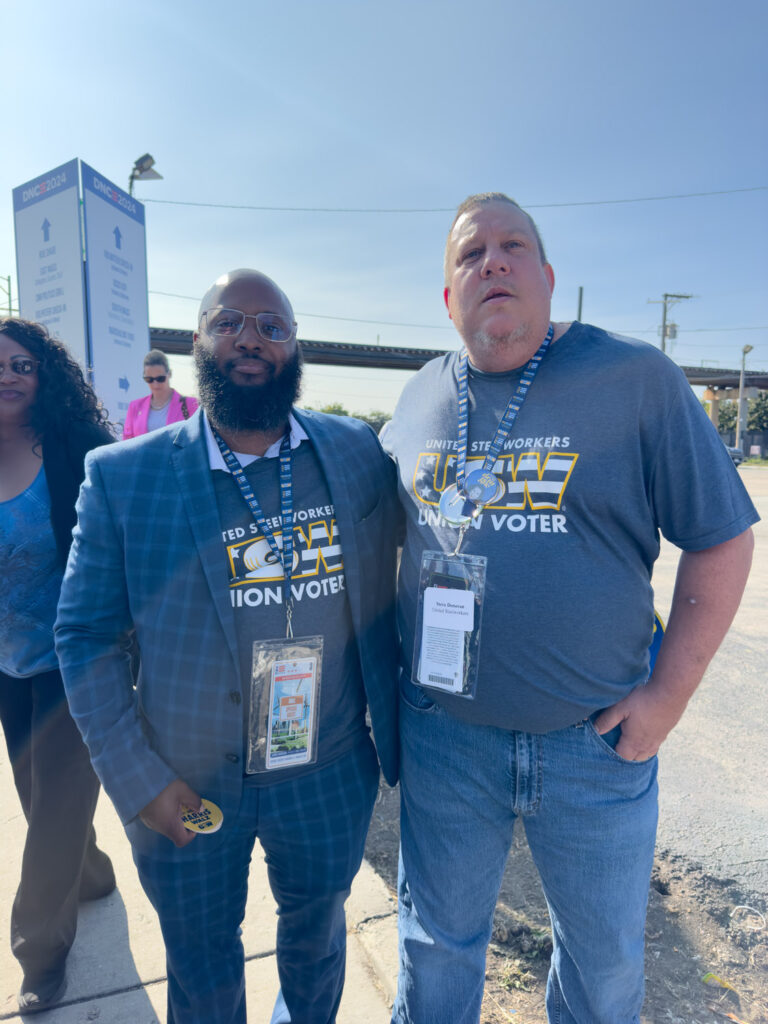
[0, 748, 400, 1023]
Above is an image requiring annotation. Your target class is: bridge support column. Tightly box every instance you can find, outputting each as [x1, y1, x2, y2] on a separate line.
[703, 388, 722, 430]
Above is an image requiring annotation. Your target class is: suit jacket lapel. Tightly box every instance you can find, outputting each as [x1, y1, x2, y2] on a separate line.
[170, 413, 240, 669]
[293, 409, 364, 633]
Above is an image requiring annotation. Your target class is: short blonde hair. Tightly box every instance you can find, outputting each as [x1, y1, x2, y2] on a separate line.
[444, 192, 547, 283]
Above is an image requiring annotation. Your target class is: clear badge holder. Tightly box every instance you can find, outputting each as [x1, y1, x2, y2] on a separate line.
[247, 635, 323, 773]
[412, 550, 487, 699]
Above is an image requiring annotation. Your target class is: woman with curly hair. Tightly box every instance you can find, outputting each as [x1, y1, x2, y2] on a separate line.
[0, 317, 116, 1013]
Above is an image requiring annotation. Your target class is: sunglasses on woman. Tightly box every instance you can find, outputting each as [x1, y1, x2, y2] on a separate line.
[144, 374, 168, 383]
[0, 357, 38, 376]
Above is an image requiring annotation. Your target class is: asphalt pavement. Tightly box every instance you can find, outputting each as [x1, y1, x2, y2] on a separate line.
[654, 467, 768, 897]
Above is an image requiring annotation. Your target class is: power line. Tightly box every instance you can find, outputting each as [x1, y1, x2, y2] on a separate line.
[295, 312, 450, 330]
[307, 369, 416, 385]
[667, 326, 767, 333]
[150, 290, 208, 302]
[619, 325, 768, 335]
[148, 293, 767, 336]
[665, 339, 768, 349]
[148, 291, 453, 330]
[142, 185, 767, 215]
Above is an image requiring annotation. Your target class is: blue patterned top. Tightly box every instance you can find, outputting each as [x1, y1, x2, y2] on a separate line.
[0, 466, 62, 677]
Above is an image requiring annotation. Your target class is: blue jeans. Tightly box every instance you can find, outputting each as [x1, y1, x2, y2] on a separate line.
[392, 679, 658, 1024]
[134, 739, 379, 1024]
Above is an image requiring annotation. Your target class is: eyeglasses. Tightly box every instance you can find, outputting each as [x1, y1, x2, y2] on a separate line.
[0, 357, 38, 376]
[201, 308, 297, 343]
[144, 375, 168, 383]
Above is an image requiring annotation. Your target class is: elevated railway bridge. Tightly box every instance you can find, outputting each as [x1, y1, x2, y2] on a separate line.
[151, 327, 768, 431]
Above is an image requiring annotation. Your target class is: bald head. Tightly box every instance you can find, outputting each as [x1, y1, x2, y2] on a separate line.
[197, 269, 294, 326]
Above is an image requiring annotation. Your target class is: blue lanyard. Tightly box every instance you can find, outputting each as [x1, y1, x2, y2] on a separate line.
[455, 324, 554, 491]
[213, 427, 296, 638]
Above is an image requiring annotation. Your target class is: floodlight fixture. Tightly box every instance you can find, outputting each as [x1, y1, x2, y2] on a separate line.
[129, 153, 163, 195]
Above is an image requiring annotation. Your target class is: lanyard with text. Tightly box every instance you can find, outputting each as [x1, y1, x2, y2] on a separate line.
[439, 323, 554, 554]
[414, 324, 555, 699]
[213, 428, 296, 638]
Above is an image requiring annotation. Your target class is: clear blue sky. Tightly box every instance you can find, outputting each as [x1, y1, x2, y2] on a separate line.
[3, 0, 766, 413]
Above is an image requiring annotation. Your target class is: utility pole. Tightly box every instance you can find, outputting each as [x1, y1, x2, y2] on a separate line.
[576, 286, 583, 321]
[648, 292, 692, 353]
[737, 344, 754, 452]
[0, 275, 13, 315]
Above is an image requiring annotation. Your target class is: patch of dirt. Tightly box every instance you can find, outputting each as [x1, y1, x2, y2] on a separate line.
[365, 782, 768, 1024]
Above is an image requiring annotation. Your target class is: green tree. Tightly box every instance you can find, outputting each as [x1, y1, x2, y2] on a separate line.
[315, 403, 349, 416]
[353, 409, 391, 433]
[304, 403, 391, 433]
[717, 399, 737, 432]
[747, 391, 768, 431]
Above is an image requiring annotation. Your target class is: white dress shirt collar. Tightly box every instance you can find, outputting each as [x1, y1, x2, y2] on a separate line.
[203, 411, 308, 471]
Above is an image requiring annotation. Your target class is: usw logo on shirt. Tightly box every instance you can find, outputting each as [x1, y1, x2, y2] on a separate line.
[412, 450, 579, 511]
[226, 517, 343, 586]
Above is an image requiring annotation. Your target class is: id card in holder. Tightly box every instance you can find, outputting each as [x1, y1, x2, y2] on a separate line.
[412, 551, 487, 699]
[247, 635, 323, 773]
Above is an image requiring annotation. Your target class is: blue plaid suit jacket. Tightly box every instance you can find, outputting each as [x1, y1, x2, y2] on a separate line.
[55, 409, 399, 850]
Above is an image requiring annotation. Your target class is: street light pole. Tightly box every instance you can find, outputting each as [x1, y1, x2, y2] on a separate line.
[736, 344, 754, 452]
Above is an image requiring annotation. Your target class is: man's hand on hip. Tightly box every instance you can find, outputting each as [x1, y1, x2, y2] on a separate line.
[595, 530, 755, 763]
[139, 779, 203, 847]
[593, 684, 685, 762]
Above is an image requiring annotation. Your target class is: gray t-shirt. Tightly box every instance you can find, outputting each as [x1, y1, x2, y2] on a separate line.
[212, 440, 368, 784]
[146, 402, 171, 433]
[384, 322, 759, 732]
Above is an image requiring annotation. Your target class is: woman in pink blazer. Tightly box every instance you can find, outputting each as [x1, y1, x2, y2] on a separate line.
[122, 349, 198, 439]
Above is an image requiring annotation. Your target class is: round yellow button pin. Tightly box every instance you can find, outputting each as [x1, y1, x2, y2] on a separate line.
[181, 798, 223, 834]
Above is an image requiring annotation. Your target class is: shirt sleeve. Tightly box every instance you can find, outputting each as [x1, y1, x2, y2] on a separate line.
[648, 380, 759, 550]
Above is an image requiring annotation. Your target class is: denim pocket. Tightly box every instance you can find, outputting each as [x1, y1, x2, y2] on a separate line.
[586, 719, 655, 766]
[400, 672, 439, 713]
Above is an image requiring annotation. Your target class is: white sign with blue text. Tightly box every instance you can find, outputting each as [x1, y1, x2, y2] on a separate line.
[81, 161, 150, 431]
[13, 159, 89, 366]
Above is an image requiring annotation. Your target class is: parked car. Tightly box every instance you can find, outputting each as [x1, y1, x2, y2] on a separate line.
[724, 443, 744, 466]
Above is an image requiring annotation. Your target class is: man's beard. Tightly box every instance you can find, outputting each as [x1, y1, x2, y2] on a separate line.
[471, 322, 531, 353]
[194, 346, 303, 433]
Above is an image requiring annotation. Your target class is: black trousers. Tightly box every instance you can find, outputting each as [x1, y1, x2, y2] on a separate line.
[0, 666, 106, 974]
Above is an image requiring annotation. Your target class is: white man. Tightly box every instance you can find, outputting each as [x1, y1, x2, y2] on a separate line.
[383, 193, 758, 1024]
[56, 269, 399, 1024]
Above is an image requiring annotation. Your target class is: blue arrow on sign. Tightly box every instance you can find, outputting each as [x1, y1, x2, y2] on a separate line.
[119, 376, 129, 392]
[42, 218, 51, 242]
[113, 226, 122, 249]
